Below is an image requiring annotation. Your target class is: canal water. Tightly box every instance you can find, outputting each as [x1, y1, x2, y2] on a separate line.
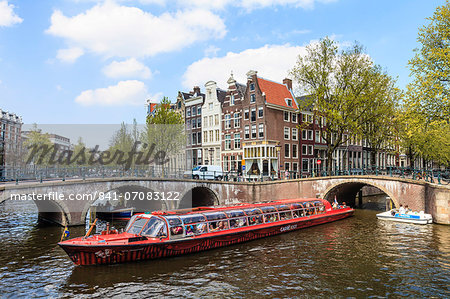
[0, 200, 449, 298]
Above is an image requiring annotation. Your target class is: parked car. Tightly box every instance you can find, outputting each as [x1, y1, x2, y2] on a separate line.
[183, 165, 223, 180]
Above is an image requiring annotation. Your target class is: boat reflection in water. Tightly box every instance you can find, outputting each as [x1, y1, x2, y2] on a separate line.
[59, 198, 354, 266]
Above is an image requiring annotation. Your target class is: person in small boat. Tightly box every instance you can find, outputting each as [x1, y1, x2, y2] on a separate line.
[404, 205, 411, 214]
[399, 204, 405, 214]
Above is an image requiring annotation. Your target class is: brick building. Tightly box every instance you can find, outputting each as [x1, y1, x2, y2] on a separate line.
[239, 70, 299, 180]
[0, 110, 23, 178]
[202, 81, 226, 166]
[183, 86, 204, 169]
[221, 73, 246, 175]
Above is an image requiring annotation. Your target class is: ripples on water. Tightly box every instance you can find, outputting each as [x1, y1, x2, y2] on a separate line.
[0, 200, 449, 298]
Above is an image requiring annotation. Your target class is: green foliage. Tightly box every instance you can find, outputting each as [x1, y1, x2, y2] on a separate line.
[142, 97, 185, 173]
[23, 124, 54, 165]
[106, 122, 136, 166]
[401, 1, 450, 167]
[408, 0, 449, 121]
[290, 37, 400, 170]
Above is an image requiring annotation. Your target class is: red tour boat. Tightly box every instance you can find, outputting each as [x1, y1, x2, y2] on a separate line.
[59, 198, 353, 266]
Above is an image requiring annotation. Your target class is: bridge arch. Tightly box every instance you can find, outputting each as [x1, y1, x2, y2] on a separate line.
[321, 180, 399, 209]
[2, 193, 72, 226]
[178, 186, 219, 209]
[80, 184, 164, 223]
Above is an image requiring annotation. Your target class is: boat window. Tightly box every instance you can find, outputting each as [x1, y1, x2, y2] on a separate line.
[274, 205, 290, 211]
[165, 215, 184, 238]
[315, 202, 326, 213]
[185, 222, 208, 236]
[304, 202, 315, 215]
[125, 215, 140, 232]
[229, 217, 247, 228]
[263, 213, 279, 223]
[244, 208, 263, 225]
[180, 214, 208, 236]
[203, 212, 227, 221]
[127, 217, 149, 235]
[260, 206, 277, 213]
[243, 208, 262, 215]
[225, 210, 246, 218]
[141, 217, 167, 238]
[290, 203, 304, 218]
[180, 214, 207, 224]
[208, 219, 229, 232]
[275, 205, 292, 220]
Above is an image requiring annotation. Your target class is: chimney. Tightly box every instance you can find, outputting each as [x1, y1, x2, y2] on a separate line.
[283, 78, 292, 90]
[193, 86, 201, 95]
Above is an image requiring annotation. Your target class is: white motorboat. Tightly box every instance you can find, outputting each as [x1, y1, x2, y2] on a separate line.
[376, 210, 433, 224]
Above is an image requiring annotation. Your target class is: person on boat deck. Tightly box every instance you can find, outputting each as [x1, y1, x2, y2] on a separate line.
[404, 205, 411, 214]
[399, 204, 405, 214]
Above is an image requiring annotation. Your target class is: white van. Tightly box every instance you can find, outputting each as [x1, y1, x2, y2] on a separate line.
[184, 165, 223, 180]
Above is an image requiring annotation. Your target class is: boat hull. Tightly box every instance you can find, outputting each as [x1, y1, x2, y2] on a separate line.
[60, 209, 353, 266]
[376, 211, 433, 225]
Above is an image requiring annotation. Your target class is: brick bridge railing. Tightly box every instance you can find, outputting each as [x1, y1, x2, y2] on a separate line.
[0, 176, 448, 226]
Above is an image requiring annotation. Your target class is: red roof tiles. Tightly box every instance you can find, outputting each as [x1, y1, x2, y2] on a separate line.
[257, 77, 297, 110]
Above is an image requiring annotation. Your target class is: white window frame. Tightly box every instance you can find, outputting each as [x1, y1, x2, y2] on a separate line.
[292, 144, 298, 159]
[234, 133, 241, 149]
[292, 128, 298, 141]
[284, 127, 290, 140]
[284, 144, 290, 158]
[234, 112, 241, 128]
[302, 145, 307, 155]
[258, 123, 264, 138]
[292, 113, 297, 123]
[258, 107, 263, 118]
[251, 124, 257, 139]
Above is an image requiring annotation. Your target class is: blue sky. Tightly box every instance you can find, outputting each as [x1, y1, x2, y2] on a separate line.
[0, 0, 445, 124]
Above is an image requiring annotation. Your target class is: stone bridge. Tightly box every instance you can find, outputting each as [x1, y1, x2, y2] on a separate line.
[0, 176, 448, 226]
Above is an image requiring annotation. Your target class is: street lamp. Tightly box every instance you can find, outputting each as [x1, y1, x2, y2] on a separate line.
[275, 144, 281, 179]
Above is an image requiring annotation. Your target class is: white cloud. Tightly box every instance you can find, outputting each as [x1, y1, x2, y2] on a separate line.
[0, 0, 22, 27]
[103, 58, 152, 79]
[183, 44, 307, 88]
[56, 47, 84, 63]
[46, 2, 226, 59]
[75, 80, 149, 106]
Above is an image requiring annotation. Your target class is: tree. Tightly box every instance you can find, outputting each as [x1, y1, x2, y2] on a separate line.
[23, 124, 54, 166]
[290, 37, 398, 173]
[142, 97, 184, 176]
[408, 0, 449, 122]
[400, 1, 450, 167]
[106, 122, 135, 167]
[360, 68, 402, 168]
